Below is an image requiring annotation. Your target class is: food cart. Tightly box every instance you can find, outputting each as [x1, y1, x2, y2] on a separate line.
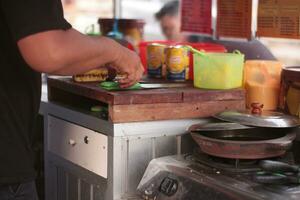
[41, 77, 244, 200]
[40, 0, 300, 200]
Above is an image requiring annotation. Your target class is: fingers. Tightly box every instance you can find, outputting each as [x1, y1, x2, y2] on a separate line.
[111, 45, 145, 88]
[118, 77, 136, 88]
[119, 81, 135, 88]
[132, 63, 144, 83]
[137, 63, 144, 80]
[118, 64, 144, 88]
[118, 71, 137, 88]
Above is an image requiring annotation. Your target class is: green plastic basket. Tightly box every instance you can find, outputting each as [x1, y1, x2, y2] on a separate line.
[192, 49, 245, 89]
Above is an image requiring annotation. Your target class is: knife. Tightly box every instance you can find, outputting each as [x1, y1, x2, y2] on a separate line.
[99, 81, 191, 91]
[139, 82, 191, 89]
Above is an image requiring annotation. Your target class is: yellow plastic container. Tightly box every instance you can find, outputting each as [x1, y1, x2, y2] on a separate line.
[193, 51, 245, 89]
[244, 60, 282, 110]
[286, 83, 300, 117]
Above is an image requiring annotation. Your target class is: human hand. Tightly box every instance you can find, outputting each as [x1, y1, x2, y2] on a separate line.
[111, 45, 144, 88]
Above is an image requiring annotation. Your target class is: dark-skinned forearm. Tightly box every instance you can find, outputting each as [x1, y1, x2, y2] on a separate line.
[18, 28, 122, 75]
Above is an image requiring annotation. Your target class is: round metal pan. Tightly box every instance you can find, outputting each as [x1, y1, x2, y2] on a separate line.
[189, 123, 297, 159]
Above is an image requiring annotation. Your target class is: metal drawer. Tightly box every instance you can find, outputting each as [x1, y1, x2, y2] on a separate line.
[48, 116, 108, 178]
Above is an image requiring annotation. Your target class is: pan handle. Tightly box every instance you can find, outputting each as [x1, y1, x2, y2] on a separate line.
[259, 160, 299, 173]
[253, 173, 300, 184]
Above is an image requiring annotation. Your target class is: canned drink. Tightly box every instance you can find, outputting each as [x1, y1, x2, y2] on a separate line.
[165, 45, 189, 81]
[147, 43, 166, 78]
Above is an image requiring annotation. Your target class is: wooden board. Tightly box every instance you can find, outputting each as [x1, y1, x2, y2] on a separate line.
[48, 77, 185, 105]
[47, 77, 246, 122]
[257, 0, 300, 39]
[217, 0, 252, 39]
[110, 100, 245, 123]
[182, 88, 245, 102]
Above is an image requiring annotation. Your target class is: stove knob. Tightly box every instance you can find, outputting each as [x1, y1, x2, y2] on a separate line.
[68, 139, 76, 146]
[159, 177, 178, 196]
[84, 136, 89, 144]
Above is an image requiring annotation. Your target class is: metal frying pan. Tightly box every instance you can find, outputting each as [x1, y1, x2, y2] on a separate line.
[189, 122, 297, 159]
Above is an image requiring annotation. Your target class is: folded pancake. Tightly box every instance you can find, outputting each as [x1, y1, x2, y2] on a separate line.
[73, 68, 116, 82]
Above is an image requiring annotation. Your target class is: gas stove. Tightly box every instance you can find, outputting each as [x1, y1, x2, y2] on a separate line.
[137, 150, 300, 200]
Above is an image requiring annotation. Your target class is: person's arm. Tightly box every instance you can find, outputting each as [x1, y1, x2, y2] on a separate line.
[18, 28, 144, 87]
[2, 0, 143, 87]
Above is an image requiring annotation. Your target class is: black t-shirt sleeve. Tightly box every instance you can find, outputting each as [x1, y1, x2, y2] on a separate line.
[1, 0, 72, 41]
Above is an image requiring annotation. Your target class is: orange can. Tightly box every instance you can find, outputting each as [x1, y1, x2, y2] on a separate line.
[165, 45, 189, 81]
[147, 43, 166, 78]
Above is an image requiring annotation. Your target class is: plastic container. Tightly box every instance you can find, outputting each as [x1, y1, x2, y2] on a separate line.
[139, 41, 226, 76]
[279, 66, 300, 117]
[244, 60, 282, 110]
[193, 51, 245, 89]
[187, 43, 227, 80]
[98, 18, 145, 47]
[286, 84, 300, 117]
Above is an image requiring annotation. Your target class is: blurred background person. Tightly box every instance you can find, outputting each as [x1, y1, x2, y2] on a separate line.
[155, 0, 187, 42]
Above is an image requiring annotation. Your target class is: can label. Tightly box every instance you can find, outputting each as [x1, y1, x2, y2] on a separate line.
[147, 44, 166, 78]
[166, 46, 189, 81]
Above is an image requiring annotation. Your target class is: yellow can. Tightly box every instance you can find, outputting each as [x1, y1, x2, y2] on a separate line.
[147, 43, 166, 78]
[165, 45, 189, 81]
